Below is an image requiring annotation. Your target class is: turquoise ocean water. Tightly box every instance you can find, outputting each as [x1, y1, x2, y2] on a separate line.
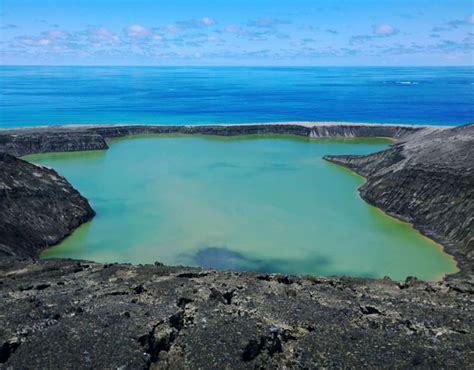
[1, 66, 473, 127]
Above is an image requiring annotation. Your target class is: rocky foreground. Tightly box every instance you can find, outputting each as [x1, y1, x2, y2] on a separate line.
[0, 122, 473, 368]
[1, 258, 473, 369]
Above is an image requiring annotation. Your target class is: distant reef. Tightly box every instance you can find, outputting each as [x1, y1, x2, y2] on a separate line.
[0, 122, 473, 368]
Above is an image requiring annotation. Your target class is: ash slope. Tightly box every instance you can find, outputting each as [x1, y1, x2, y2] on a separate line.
[0, 153, 95, 258]
[325, 123, 474, 280]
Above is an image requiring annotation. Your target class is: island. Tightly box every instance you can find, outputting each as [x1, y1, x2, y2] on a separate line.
[1, 122, 473, 368]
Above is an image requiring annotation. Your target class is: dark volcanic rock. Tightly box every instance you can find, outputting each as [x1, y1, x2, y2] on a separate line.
[0, 122, 473, 368]
[0, 153, 95, 257]
[0, 123, 421, 156]
[0, 258, 472, 368]
[324, 124, 474, 279]
[0, 131, 108, 157]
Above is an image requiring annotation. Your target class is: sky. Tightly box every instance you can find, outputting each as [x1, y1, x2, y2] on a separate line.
[0, 0, 473, 66]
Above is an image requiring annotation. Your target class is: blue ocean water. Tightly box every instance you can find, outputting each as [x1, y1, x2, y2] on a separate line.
[1, 66, 473, 128]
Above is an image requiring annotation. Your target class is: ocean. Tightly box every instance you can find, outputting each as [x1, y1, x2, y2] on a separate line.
[1, 66, 473, 128]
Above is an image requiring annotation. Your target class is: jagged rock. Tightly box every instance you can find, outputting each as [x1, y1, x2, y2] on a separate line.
[0, 258, 472, 368]
[0, 132, 108, 157]
[0, 122, 421, 156]
[324, 124, 474, 279]
[0, 153, 95, 257]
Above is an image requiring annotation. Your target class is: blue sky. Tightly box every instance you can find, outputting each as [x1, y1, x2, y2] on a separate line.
[0, 0, 473, 66]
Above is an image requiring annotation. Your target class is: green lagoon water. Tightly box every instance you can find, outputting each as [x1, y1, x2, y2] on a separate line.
[25, 135, 457, 281]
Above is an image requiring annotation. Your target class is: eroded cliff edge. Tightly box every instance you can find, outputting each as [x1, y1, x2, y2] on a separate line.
[0, 122, 473, 368]
[324, 123, 474, 280]
[0, 122, 420, 157]
[0, 153, 95, 258]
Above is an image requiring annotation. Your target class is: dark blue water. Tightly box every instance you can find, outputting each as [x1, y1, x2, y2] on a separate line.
[1, 66, 473, 128]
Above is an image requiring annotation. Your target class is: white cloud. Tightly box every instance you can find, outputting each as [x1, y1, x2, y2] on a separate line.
[17, 38, 36, 46]
[469, 14, 474, 24]
[201, 17, 215, 26]
[165, 24, 179, 33]
[225, 26, 241, 34]
[18, 37, 51, 47]
[374, 24, 398, 35]
[90, 27, 119, 44]
[37, 38, 51, 46]
[126, 24, 150, 38]
[16, 29, 69, 48]
[247, 17, 289, 28]
[207, 35, 220, 42]
[44, 29, 67, 39]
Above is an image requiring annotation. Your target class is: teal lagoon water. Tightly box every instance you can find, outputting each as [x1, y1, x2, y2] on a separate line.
[25, 136, 457, 281]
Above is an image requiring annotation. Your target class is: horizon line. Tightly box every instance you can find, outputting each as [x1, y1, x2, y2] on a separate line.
[1, 64, 473, 68]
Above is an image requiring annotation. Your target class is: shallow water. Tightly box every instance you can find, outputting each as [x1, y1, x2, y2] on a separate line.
[25, 136, 457, 281]
[2, 66, 474, 127]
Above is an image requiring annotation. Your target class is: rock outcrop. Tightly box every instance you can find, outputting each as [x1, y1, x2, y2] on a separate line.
[0, 131, 108, 157]
[0, 153, 95, 258]
[0, 258, 472, 369]
[324, 124, 474, 280]
[0, 122, 422, 157]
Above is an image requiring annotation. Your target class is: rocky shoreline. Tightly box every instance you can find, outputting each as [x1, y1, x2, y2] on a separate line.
[0, 122, 424, 157]
[325, 123, 474, 280]
[1, 122, 473, 368]
[0, 153, 95, 258]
